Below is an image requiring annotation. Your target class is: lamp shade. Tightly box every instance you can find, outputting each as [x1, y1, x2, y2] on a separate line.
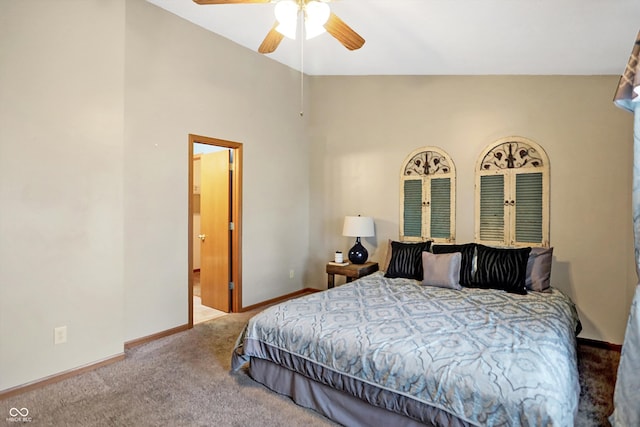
[342, 216, 375, 238]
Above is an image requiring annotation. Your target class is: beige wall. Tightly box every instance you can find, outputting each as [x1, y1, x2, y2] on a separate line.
[123, 0, 310, 339]
[308, 75, 636, 344]
[0, 0, 310, 391]
[0, 0, 635, 394]
[0, 0, 126, 390]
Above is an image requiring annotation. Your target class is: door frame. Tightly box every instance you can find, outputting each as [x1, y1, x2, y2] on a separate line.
[188, 134, 243, 327]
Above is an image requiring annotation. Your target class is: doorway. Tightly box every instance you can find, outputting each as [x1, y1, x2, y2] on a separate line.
[188, 134, 243, 327]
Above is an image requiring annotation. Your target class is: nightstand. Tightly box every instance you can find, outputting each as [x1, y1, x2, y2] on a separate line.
[326, 261, 379, 289]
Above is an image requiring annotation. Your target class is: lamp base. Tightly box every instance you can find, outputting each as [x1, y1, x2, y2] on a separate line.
[348, 238, 368, 264]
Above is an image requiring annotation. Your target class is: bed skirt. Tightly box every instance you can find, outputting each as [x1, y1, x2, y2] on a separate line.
[249, 358, 470, 427]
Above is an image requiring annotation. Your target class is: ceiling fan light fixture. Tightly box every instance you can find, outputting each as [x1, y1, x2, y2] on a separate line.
[193, 0, 365, 54]
[276, 21, 297, 39]
[304, 22, 325, 40]
[275, 0, 299, 39]
[304, 1, 330, 39]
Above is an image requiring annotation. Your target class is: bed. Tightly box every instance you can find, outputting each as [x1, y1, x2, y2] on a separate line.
[232, 243, 581, 427]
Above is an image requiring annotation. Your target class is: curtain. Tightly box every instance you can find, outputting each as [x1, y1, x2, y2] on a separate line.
[610, 30, 640, 427]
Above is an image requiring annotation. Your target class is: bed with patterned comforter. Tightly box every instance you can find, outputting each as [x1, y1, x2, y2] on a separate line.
[232, 271, 581, 426]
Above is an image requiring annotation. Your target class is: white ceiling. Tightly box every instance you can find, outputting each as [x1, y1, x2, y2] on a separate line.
[146, 0, 640, 76]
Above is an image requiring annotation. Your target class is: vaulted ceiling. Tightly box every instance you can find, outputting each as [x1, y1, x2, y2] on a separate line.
[147, 0, 640, 76]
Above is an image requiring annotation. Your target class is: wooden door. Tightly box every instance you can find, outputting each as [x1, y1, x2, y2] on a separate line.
[200, 150, 230, 312]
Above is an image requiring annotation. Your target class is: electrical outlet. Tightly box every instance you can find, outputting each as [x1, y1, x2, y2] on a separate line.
[289, 270, 295, 279]
[54, 326, 67, 344]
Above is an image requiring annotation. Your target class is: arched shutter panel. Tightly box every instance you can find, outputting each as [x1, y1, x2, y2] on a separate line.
[401, 147, 455, 242]
[515, 172, 543, 244]
[479, 174, 505, 241]
[403, 179, 423, 238]
[430, 177, 451, 239]
[475, 137, 549, 247]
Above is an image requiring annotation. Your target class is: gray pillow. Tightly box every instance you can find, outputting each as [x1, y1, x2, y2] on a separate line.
[422, 251, 462, 290]
[526, 247, 553, 292]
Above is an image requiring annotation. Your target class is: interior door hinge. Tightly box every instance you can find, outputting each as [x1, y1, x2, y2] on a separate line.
[229, 281, 234, 290]
[229, 222, 235, 231]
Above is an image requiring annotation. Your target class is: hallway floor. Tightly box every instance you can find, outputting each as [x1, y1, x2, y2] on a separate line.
[193, 270, 227, 324]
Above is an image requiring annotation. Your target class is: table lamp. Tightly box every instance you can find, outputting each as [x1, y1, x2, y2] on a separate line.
[342, 215, 375, 264]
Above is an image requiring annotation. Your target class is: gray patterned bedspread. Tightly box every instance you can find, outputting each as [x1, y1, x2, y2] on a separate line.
[232, 272, 581, 426]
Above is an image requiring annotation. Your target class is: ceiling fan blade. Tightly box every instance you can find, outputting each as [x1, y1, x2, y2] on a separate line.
[324, 12, 365, 51]
[258, 23, 285, 54]
[193, 0, 271, 4]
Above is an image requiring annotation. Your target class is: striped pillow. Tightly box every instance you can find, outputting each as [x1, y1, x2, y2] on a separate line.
[472, 244, 531, 294]
[431, 243, 477, 286]
[384, 241, 430, 280]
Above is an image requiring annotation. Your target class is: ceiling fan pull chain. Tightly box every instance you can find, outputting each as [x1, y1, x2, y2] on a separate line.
[300, 10, 304, 117]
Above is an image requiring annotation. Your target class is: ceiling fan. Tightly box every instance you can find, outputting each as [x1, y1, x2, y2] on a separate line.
[192, 0, 365, 54]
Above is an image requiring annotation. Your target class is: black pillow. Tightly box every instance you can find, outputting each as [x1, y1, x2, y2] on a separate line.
[384, 241, 430, 280]
[472, 244, 531, 294]
[431, 243, 476, 286]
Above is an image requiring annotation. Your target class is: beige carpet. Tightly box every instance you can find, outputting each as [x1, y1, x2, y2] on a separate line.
[0, 311, 620, 426]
